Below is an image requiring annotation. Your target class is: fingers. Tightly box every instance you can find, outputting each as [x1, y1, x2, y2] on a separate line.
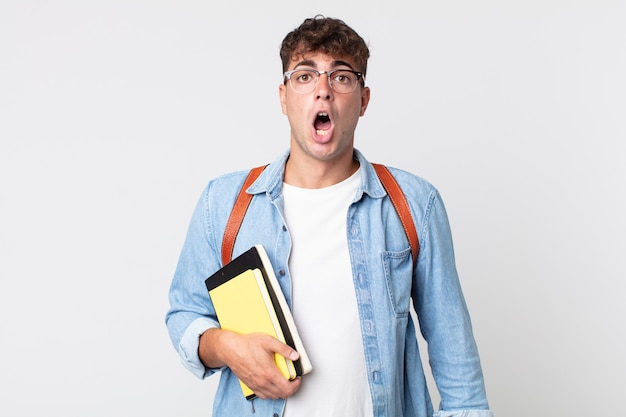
[250, 374, 302, 400]
[218, 332, 303, 399]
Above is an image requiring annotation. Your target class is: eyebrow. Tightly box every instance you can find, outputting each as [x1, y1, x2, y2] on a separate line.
[292, 59, 355, 71]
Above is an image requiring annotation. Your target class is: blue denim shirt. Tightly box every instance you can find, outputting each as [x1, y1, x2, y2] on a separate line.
[166, 149, 492, 417]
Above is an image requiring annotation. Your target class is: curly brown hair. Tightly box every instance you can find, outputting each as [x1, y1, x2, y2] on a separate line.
[280, 15, 370, 77]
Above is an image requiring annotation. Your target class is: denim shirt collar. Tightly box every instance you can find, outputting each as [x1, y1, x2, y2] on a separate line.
[246, 148, 388, 201]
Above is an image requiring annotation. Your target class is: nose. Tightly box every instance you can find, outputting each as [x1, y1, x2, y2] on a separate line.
[315, 71, 333, 100]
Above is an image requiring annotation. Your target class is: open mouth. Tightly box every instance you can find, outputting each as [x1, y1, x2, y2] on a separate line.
[314, 112, 331, 136]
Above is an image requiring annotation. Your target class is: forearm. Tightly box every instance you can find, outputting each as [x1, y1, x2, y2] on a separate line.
[198, 327, 232, 369]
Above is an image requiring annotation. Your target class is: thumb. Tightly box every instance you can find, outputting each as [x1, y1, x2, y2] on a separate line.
[269, 338, 300, 362]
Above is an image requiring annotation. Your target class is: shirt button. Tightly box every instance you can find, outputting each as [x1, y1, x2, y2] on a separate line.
[282, 225, 287, 231]
[279, 269, 286, 276]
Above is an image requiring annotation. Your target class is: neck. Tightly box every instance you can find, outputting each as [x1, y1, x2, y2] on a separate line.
[284, 153, 359, 189]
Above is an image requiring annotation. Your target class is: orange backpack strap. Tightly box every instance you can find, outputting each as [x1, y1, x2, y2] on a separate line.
[221, 163, 419, 265]
[221, 165, 266, 265]
[372, 163, 420, 264]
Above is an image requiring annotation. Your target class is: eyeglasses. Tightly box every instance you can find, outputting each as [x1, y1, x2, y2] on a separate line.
[283, 68, 364, 94]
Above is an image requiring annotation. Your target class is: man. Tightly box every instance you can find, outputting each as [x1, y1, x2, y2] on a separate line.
[166, 15, 492, 417]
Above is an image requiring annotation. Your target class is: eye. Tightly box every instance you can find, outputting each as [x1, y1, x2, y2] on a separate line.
[294, 70, 316, 84]
[332, 71, 354, 84]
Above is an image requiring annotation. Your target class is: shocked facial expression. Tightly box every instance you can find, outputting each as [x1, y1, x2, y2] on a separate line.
[279, 53, 370, 165]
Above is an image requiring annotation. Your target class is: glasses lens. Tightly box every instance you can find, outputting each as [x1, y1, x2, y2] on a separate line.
[289, 70, 318, 93]
[329, 70, 359, 93]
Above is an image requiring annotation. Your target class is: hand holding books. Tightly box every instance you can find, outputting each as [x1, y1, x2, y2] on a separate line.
[201, 328, 303, 400]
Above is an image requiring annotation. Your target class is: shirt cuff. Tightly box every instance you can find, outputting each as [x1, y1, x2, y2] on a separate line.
[177, 317, 219, 379]
[434, 411, 493, 417]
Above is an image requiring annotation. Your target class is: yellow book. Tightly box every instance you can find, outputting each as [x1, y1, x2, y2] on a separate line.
[205, 245, 312, 400]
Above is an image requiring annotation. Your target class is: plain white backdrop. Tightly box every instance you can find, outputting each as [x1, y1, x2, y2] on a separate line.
[1, 1, 624, 416]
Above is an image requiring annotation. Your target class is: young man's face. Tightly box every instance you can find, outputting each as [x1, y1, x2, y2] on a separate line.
[279, 52, 370, 167]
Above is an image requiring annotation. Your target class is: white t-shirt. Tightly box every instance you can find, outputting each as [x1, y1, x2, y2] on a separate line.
[282, 168, 374, 417]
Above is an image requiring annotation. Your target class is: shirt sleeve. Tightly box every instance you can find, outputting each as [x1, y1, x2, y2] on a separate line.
[165, 184, 224, 379]
[414, 189, 492, 413]
[177, 317, 220, 379]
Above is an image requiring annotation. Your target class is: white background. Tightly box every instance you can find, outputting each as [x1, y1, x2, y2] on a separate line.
[1, 1, 624, 416]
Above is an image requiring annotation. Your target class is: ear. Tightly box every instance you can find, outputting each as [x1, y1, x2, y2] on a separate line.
[279, 83, 288, 115]
[359, 86, 371, 116]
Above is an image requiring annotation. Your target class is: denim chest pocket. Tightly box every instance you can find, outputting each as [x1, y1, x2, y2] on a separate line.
[382, 248, 413, 318]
